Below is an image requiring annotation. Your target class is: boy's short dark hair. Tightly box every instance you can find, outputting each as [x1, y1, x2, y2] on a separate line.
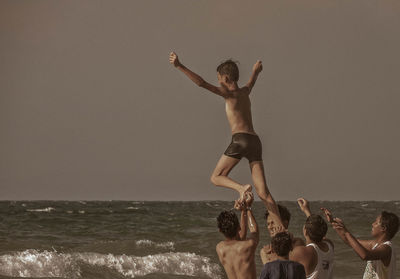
[216, 60, 239, 82]
[305, 214, 327, 242]
[265, 204, 291, 223]
[217, 210, 239, 238]
[271, 232, 293, 256]
[380, 211, 399, 240]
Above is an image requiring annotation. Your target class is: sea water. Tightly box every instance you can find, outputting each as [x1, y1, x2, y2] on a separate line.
[0, 201, 399, 278]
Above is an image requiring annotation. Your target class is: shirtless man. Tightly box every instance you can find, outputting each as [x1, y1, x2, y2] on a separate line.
[169, 52, 281, 222]
[216, 193, 258, 279]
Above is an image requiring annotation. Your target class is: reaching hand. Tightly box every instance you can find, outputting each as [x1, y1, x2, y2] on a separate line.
[320, 207, 334, 223]
[252, 60, 263, 74]
[169, 52, 181, 67]
[297, 198, 311, 216]
[234, 199, 246, 211]
[332, 217, 348, 233]
[244, 192, 254, 208]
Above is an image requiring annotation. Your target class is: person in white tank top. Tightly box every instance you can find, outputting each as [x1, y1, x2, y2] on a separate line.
[327, 210, 399, 279]
[306, 241, 334, 279]
[290, 198, 335, 278]
[363, 241, 396, 279]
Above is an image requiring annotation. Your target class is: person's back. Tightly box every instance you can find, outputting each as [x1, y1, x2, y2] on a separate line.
[260, 232, 306, 279]
[216, 194, 259, 279]
[290, 214, 334, 279]
[260, 260, 305, 279]
[224, 87, 255, 134]
[217, 239, 256, 279]
[306, 241, 334, 279]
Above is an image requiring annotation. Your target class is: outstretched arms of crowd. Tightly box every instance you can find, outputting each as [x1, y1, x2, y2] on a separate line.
[235, 193, 259, 246]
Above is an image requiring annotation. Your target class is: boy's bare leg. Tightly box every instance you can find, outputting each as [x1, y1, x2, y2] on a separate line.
[249, 161, 282, 224]
[210, 155, 252, 200]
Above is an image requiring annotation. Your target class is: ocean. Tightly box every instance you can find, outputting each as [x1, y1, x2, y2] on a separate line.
[0, 201, 399, 278]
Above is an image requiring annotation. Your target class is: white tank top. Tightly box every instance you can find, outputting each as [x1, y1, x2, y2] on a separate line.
[363, 241, 396, 279]
[306, 241, 334, 279]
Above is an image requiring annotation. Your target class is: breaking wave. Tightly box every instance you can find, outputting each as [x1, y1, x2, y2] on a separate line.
[26, 207, 55, 212]
[0, 249, 222, 278]
[135, 239, 175, 250]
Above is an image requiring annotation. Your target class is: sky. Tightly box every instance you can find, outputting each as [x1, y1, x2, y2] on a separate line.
[1, 0, 399, 201]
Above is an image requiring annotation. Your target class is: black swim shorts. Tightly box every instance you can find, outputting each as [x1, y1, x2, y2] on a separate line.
[224, 133, 262, 163]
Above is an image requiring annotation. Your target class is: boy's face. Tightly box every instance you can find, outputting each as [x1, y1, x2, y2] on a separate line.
[266, 215, 289, 236]
[371, 215, 385, 238]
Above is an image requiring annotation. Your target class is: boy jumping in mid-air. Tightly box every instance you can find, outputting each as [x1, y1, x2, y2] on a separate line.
[169, 52, 281, 221]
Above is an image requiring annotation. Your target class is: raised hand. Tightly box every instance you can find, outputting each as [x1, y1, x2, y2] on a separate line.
[169, 51, 181, 67]
[321, 207, 334, 223]
[332, 217, 348, 232]
[297, 198, 311, 217]
[244, 192, 254, 208]
[252, 60, 263, 74]
[234, 199, 246, 211]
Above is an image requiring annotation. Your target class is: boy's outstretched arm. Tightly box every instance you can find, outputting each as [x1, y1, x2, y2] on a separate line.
[169, 52, 227, 97]
[245, 60, 263, 93]
[332, 218, 391, 261]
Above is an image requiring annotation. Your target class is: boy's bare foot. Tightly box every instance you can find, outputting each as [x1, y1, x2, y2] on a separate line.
[238, 184, 252, 202]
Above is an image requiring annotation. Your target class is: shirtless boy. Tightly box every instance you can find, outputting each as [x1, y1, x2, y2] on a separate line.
[216, 193, 258, 279]
[169, 52, 280, 221]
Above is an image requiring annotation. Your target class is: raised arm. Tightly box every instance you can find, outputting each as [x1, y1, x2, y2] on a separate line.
[169, 52, 227, 97]
[332, 218, 391, 261]
[297, 198, 312, 217]
[244, 60, 263, 93]
[245, 193, 259, 248]
[234, 199, 248, 240]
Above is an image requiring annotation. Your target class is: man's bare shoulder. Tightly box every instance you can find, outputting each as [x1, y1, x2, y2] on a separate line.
[291, 244, 315, 259]
[293, 237, 306, 247]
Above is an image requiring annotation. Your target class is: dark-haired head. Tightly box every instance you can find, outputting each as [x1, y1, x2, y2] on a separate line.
[265, 204, 291, 235]
[304, 214, 328, 243]
[375, 211, 399, 240]
[217, 210, 240, 239]
[216, 60, 239, 83]
[271, 232, 293, 257]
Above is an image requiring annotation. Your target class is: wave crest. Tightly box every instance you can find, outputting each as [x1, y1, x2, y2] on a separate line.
[0, 250, 222, 278]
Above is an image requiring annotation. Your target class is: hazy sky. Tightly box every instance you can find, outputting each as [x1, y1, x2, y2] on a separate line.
[1, 0, 399, 201]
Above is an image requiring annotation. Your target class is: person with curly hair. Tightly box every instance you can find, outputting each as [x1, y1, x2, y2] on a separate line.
[216, 193, 259, 279]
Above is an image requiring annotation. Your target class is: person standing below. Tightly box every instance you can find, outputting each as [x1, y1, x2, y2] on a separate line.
[216, 193, 258, 279]
[290, 198, 334, 279]
[259, 231, 306, 279]
[326, 208, 399, 279]
[261, 204, 305, 264]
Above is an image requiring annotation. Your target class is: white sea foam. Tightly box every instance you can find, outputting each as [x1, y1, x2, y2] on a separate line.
[135, 239, 175, 250]
[26, 207, 55, 213]
[0, 250, 221, 278]
[126, 207, 139, 210]
[78, 210, 85, 214]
